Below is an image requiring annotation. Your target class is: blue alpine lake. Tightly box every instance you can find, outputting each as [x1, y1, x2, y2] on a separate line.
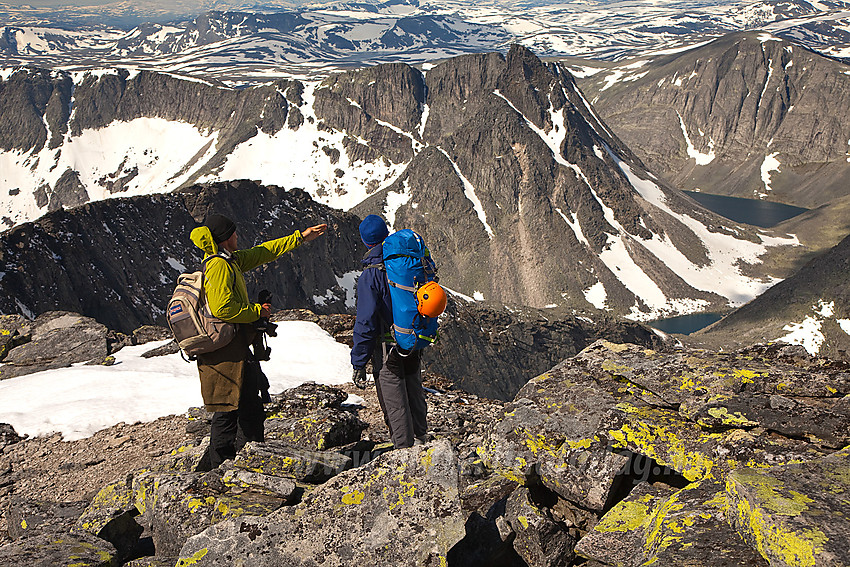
[647, 313, 724, 335]
[684, 191, 808, 228]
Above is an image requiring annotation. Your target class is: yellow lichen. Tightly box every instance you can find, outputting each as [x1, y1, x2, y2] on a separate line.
[177, 548, 209, 566]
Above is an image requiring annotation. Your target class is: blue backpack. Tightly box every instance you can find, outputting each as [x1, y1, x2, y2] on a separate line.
[382, 229, 440, 352]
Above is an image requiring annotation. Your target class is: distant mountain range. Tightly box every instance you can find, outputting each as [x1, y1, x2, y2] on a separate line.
[2, 0, 850, 84]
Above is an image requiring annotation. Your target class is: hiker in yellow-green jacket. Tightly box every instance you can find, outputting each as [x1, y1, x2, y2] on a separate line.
[190, 213, 327, 469]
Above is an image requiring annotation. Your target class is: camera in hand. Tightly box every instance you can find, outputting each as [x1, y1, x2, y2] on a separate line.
[255, 289, 278, 337]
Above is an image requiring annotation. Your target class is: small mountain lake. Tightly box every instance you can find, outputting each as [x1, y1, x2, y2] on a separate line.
[648, 312, 724, 335]
[647, 192, 809, 334]
[684, 191, 809, 228]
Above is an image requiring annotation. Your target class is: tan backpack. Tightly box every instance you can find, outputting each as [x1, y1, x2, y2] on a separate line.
[167, 254, 236, 359]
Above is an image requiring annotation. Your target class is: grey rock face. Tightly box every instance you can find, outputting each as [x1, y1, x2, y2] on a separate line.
[0, 312, 109, 379]
[178, 439, 466, 567]
[0, 181, 364, 333]
[6, 498, 89, 540]
[428, 295, 663, 401]
[584, 31, 850, 209]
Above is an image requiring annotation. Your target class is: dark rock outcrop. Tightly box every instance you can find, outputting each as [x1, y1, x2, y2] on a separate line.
[428, 295, 663, 401]
[0, 180, 363, 334]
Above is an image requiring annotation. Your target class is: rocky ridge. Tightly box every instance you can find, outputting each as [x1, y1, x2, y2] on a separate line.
[692, 229, 850, 358]
[0, 180, 363, 334]
[0, 328, 847, 566]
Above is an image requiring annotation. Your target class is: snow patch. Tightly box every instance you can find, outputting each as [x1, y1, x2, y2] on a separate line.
[383, 179, 413, 229]
[0, 322, 352, 440]
[677, 113, 715, 165]
[759, 152, 781, 198]
[435, 147, 494, 240]
[583, 282, 608, 309]
[166, 257, 186, 272]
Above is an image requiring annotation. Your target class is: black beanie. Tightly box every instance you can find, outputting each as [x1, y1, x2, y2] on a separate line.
[205, 214, 236, 244]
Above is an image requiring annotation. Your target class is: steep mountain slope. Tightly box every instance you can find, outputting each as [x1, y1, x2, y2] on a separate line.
[691, 230, 850, 357]
[579, 31, 850, 209]
[349, 46, 802, 320]
[0, 180, 364, 333]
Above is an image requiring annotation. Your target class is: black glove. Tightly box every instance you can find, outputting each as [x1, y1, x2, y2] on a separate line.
[352, 366, 368, 389]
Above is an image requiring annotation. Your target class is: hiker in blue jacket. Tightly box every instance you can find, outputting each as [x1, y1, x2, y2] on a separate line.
[351, 214, 428, 449]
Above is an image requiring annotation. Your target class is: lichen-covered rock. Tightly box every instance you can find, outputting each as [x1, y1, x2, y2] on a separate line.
[264, 407, 367, 450]
[726, 448, 850, 567]
[0, 531, 117, 566]
[505, 487, 577, 567]
[132, 469, 288, 557]
[0, 314, 31, 361]
[233, 440, 353, 483]
[576, 480, 768, 566]
[265, 383, 349, 415]
[476, 356, 630, 510]
[6, 498, 88, 539]
[177, 440, 466, 566]
[154, 437, 209, 472]
[221, 468, 297, 501]
[75, 476, 137, 536]
[480, 340, 840, 512]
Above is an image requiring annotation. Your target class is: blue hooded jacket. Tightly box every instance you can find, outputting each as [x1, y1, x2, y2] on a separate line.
[351, 243, 393, 368]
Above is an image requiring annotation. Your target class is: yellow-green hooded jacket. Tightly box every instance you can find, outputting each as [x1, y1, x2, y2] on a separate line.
[189, 226, 303, 412]
[189, 226, 303, 323]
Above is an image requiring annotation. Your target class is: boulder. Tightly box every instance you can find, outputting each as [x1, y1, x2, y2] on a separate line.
[0, 531, 117, 566]
[221, 468, 297, 502]
[264, 407, 367, 450]
[726, 448, 850, 567]
[447, 475, 522, 566]
[477, 355, 631, 510]
[75, 475, 144, 561]
[0, 314, 31, 360]
[0, 311, 109, 378]
[0, 423, 23, 450]
[177, 439, 467, 566]
[576, 480, 768, 566]
[505, 487, 577, 567]
[6, 498, 89, 539]
[233, 440, 353, 483]
[133, 469, 287, 557]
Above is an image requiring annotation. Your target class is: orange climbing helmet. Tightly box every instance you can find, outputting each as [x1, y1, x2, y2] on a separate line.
[415, 281, 447, 318]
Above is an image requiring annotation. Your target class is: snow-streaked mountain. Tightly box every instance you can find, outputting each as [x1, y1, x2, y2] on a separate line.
[3, 0, 850, 84]
[0, 48, 809, 321]
[574, 32, 850, 212]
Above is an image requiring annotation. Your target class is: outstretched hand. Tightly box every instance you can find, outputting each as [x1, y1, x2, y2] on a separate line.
[302, 224, 328, 242]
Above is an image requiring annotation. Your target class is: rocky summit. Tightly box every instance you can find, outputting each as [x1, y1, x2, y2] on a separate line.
[1, 326, 848, 566]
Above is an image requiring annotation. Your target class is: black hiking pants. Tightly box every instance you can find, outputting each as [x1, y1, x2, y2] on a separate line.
[377, 347, 427, 449]
[208, 359, 266, 469]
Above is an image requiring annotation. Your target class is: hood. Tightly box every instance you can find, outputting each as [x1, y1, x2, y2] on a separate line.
[362, 242, 383, 266]
[190, 225, 219, 256]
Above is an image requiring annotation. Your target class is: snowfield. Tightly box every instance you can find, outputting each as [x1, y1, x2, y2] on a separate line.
[0, 321, 356, 441]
